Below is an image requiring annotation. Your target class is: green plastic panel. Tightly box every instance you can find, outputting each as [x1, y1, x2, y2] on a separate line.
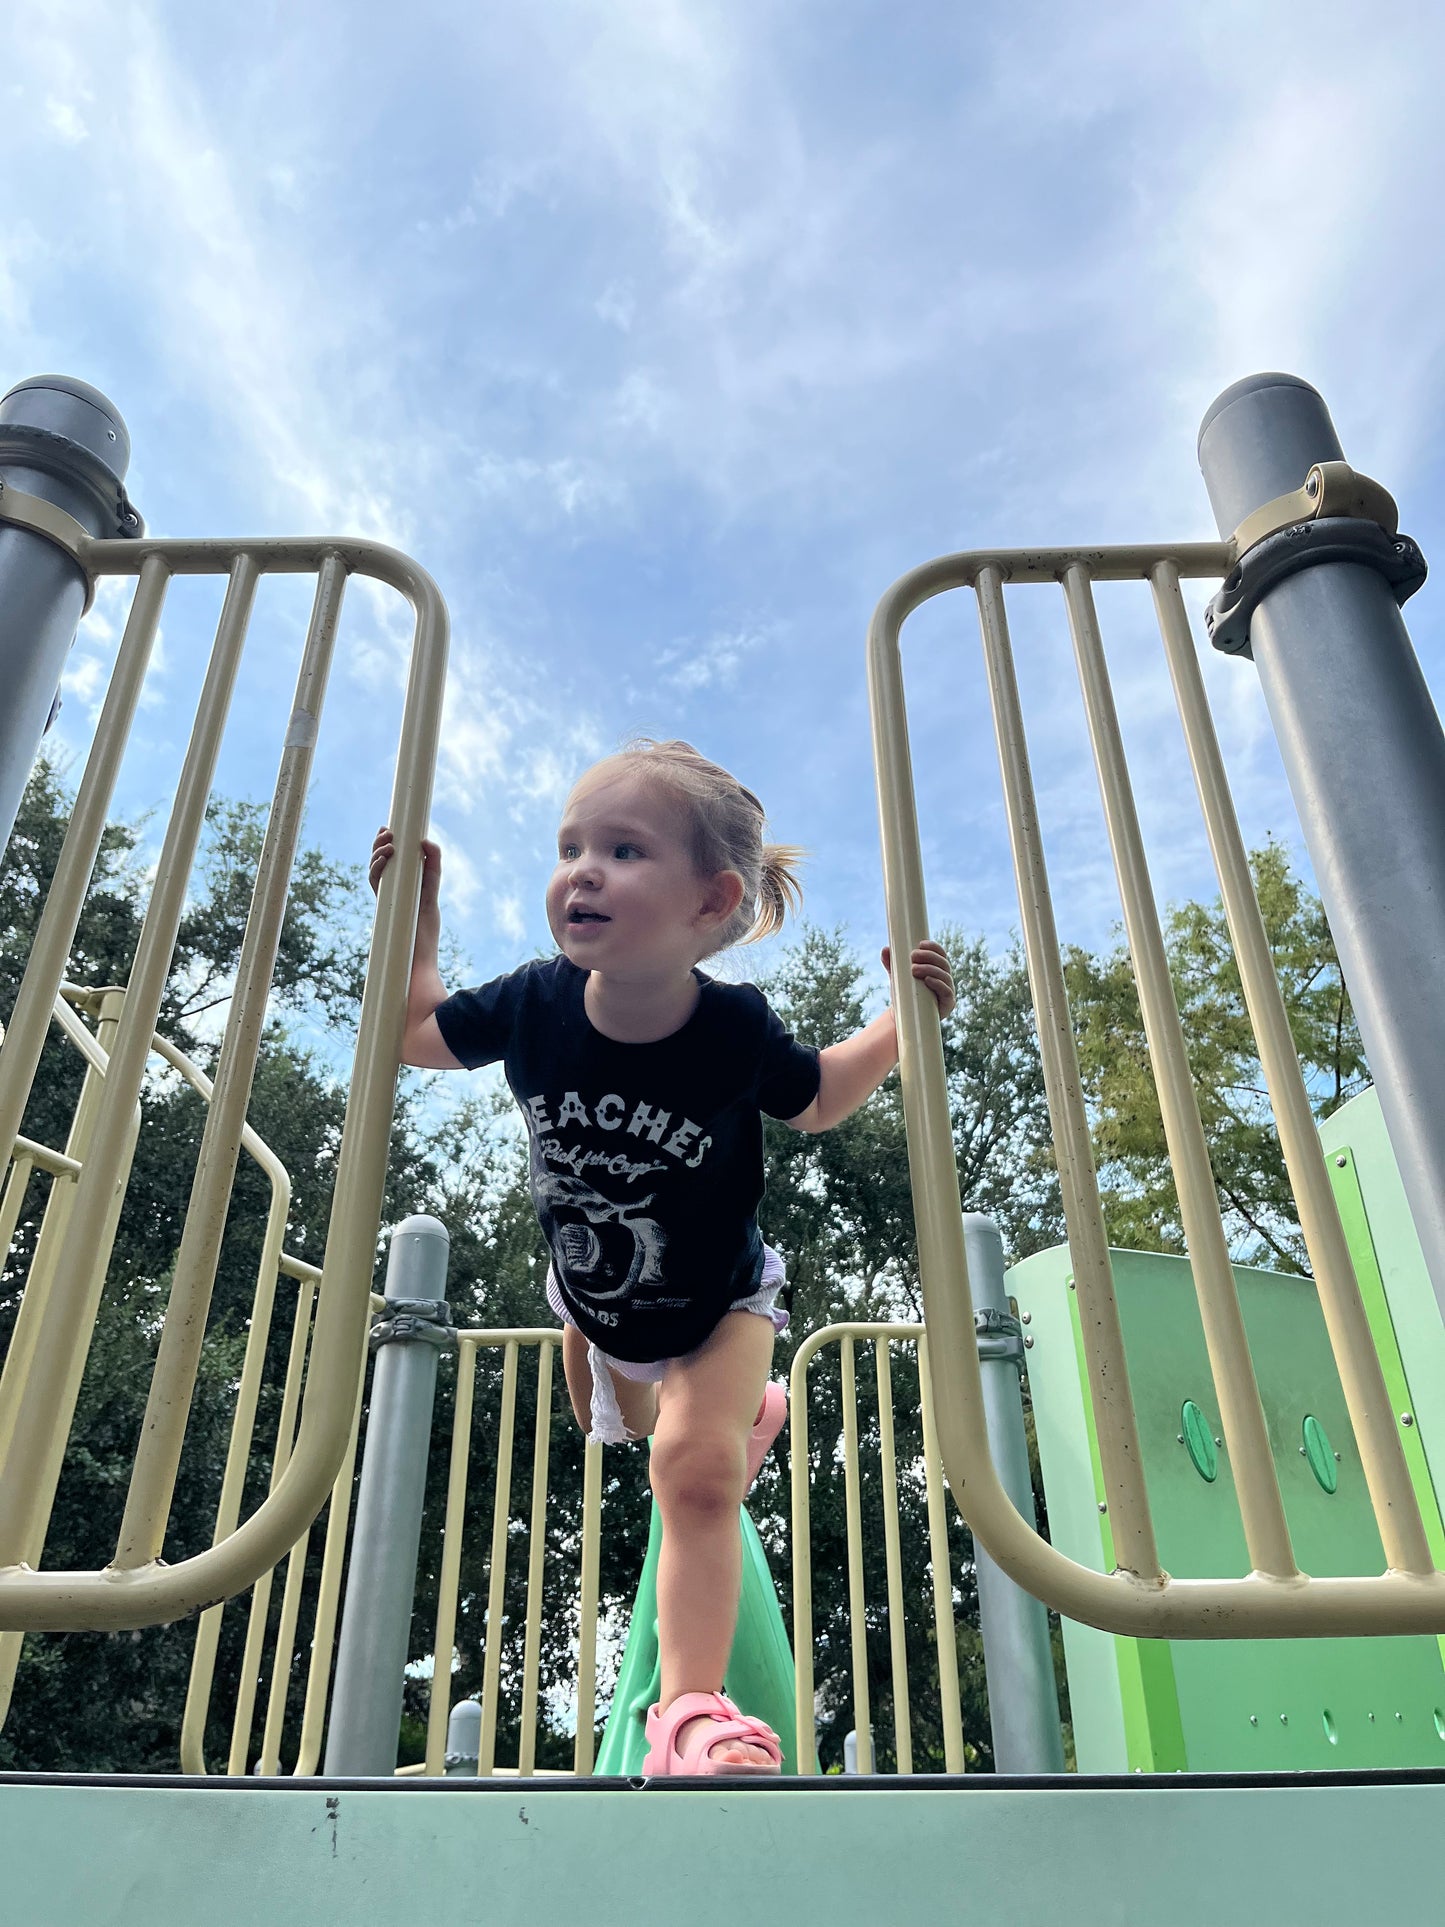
[595, 1500, 803, 1773]
[1015, 1244, 1445, 1775]
[1319, 1086, 1445, 1559]
[3, 1774, 1444, 1927]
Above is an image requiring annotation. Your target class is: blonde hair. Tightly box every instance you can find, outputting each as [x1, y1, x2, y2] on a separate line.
[570, 738, 805, 956]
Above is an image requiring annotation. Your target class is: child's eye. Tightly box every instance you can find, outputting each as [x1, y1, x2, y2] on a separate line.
[613, 843, 642, 860]
[559, 844, 579, 861]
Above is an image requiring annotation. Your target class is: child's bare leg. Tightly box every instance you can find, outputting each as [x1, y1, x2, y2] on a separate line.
[560, 1324, 658, 1439]
[648, 1310, 775, 1767]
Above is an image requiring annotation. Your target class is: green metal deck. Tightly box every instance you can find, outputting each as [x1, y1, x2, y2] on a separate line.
[4, 1770, 1442, 1925]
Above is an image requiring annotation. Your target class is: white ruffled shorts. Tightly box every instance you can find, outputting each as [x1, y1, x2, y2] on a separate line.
[545, 1244, 789, 1445]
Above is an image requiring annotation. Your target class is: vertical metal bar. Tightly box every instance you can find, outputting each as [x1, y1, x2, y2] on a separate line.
[478, 1340, 519, 1776]
[574, 1439, 603, 1777]
[963, 1216, 1066, 1773]
[0, 555, 260, 1573]
[323, 1216, 450, 1777]
[971, 565, 1160, 1579]
[0, 989, 138, 1643]
[840, 1336, 872, 1774]
[873, 1337, 911, 1774]
[292, 1334, 368, 1777]
[258, 1536, 311, 1774]
[229, 1274, 320, 1773]
[117, 555, 336, 1570]
[788, 1344, 818, 1776]
[1151, 561, 1432, 1572]
[0, 1154, 35, 1266]
[1061, 563, 1297, 1580]
[0, 554, 166, 1179]
[1199, 374, 1445, 1320]
[227, 1573, 276, 1776]
[917, 1335, 965, 1773]
[517, 1340, 555, 1777]
[425, 1342, 477, 1778]
[179, 1177, 291, 1772]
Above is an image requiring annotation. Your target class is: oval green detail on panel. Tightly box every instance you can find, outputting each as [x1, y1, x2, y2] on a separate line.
[1181, 1400, 1217, 1482]
[1303, 1414, 1338, 1493]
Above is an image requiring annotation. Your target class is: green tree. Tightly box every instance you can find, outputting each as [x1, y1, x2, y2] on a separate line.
[1065, 841, 1365, 1270]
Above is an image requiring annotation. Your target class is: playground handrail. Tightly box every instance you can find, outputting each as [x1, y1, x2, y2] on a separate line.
[789, 1321, 968, 1776]
[0, 527, 448, 1632]
[869, 533, 1445, 1635]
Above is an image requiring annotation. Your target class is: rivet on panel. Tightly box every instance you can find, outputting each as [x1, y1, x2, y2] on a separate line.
[1021, 1311, 1032, 1324]
[1280, 1714, 1288, 1725]
[1249, 1715, 1258, 1726]
[1335, 1155, 1347, 1168]
[1402, 1414, 1415, 1427]
[1098, 1502, 1108, 1513]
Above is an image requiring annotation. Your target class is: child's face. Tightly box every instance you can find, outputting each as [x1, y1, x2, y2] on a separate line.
[546, 771, 734, 976]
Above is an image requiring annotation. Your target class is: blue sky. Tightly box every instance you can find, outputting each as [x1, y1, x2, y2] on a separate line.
[8, 0, 1445, 1029]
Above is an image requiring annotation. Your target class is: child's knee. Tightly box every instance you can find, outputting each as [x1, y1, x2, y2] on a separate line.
[649, 1429, 745, 1517]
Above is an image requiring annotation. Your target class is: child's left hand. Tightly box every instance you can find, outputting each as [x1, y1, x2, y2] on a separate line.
[882, 940, 956, 1018]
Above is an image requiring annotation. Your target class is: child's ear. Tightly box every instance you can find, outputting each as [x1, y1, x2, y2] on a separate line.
[700, 869, 746, 926]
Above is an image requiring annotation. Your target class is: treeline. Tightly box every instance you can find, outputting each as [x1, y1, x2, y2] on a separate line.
[0, 765, 1364, 1775]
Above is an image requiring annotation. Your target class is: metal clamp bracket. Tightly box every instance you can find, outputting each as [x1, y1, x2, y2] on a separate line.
[369, 1297, 456, 1351]
[1230, 459, 1399, 557]
[974, 1305, 1025, 1363]
[0, 479, 103, 615]
[1206, 515, 1427, 658]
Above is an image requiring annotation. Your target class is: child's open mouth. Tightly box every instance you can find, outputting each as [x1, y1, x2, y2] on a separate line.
[568, 908, 610, 924]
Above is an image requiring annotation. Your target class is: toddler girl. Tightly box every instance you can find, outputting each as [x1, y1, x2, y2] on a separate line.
[370, 739, 954, 1775]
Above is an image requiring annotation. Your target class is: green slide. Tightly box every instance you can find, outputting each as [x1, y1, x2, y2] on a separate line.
[594, 1500, 808, 1774]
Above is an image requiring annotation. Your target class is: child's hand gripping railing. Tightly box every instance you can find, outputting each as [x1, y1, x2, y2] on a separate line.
[869, 513, 1445, 1638]
[0, 522, 447, 1635]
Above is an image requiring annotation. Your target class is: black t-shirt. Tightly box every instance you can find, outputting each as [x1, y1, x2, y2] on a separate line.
[433, 957, 821, 1362]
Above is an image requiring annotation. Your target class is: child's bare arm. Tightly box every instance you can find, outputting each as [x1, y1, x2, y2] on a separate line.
[787, 940, 954, 1134]
[370, 828, 464, 1069]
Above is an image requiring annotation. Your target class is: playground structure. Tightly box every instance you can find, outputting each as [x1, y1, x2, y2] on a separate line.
[2, 370, 1445, 1921]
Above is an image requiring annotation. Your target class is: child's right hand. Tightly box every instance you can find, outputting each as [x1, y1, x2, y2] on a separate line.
[369, 828, 442, 909]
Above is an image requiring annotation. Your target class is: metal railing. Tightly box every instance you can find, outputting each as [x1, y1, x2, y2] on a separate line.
[0, 982, 379, 1747]
[790, 1323, 968, 1775]
[420, 1330, 605, 1779]
[0, 528, 448, 1634]
[869, 536, 1445, 1636]
[194, 1315, 980, 1779]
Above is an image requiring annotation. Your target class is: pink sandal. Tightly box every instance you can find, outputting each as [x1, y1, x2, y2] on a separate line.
[745, 1380, 787, 1492]
[642, 1692, 783, 1776]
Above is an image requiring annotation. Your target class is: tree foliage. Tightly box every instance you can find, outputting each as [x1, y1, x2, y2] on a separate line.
[1066, 840, 1363, 1270]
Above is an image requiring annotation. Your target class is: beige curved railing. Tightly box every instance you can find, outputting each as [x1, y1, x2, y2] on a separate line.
[0, 530, 448, 1634]
[0, 986, 370, 1740]
[870, 540, 1445, 1637]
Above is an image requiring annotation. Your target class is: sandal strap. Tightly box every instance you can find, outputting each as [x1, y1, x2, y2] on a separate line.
[645, 1692, 783, 1770]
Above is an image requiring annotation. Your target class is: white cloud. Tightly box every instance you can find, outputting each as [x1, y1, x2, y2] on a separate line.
[45, 96, 89, 143]
[493, 894, 525, 944]
[657, 624, 769, 693]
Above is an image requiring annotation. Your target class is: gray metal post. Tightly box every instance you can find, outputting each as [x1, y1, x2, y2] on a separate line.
[323, 1214, 452, 1777]
[1198, 374, 1445, 1321]
[965, 1213, 1066, 1774]
[444, 1698, 481, 1776]
[0, 376, 140, 860]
